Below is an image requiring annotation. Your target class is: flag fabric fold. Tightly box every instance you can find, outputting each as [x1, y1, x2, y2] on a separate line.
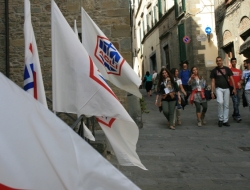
[0, 73, 140, 190]
[81, 7, 142, 98]
[52, 0, 146, 170]
[24, 0, 47, 108]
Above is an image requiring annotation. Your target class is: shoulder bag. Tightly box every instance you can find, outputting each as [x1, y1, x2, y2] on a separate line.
[216, 67, 234, 96]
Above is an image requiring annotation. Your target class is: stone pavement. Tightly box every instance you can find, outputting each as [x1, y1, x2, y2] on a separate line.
[109, 89, 250, 190]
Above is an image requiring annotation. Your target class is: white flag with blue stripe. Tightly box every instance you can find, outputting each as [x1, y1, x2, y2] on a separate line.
[24, 0, 47, 108]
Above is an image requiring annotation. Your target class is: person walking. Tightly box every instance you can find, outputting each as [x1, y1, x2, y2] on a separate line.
[170, 68, 187, 126]
[152, 70, 158, 93]
[155, 68, 179, 130]
[210, 56, 236, 127]
[229, 58, 242, 122]
[241, 59, 250, 112]
[243, 59, 248, 70]
[144, 71, 153, 97]
[188, 66, 208, 127]
[179, 60, 191, 104]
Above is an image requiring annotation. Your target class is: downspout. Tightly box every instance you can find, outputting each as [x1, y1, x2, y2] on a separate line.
[5, 0, 9, 77]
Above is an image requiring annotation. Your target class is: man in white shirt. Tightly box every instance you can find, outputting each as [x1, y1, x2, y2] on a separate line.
[152, 70, 158, 92]
[241, 59, 250, 112]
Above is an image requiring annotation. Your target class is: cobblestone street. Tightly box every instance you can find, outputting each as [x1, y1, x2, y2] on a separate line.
[110, 89, 250, 190]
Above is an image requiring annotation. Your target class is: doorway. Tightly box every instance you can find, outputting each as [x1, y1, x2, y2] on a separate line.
[150, 54, 157, 72]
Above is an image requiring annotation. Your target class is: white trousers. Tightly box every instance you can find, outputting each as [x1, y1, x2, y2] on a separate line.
[216, 87, 230, 122]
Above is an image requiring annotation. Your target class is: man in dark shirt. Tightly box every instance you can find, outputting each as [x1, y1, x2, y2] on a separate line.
[179, 60, 191, 104]
[210, 56, 236, 127]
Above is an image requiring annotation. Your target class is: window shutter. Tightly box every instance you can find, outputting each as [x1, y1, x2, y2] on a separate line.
[158, 0, 162, 19]
[182, 0, 186, 12]
[178, 24, 186, 61]
[174, 0, 178, 18]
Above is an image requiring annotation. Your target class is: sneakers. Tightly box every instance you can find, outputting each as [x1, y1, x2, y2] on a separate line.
[198, 120, 202, 127]
[233, 115, 242, 122]
[169, 126, 175, 130]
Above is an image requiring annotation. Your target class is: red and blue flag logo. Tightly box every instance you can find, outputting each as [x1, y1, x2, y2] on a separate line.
[94, 36, 124, 75]
[24, 43, 37, 99]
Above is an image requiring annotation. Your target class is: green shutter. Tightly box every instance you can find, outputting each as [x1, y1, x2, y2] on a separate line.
[182, 0, 186, 12]
[174, 0, 178, 18]
[178, 24, 186, 61]
[158, 0, 162, 19]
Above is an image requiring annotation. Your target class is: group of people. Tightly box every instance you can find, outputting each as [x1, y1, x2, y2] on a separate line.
[143, 57, 250, 130]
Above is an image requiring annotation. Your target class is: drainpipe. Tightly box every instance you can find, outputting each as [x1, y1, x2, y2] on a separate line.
[5, 0, 9, 77]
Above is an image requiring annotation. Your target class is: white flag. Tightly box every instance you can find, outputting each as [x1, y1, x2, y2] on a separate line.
[24, 0, 47, 108]
[52, 1, 146, 170]
[81, 7, 142, 98]
[0, 73, 140, 190]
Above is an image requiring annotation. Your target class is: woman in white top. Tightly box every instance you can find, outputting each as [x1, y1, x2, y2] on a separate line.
[170, 68, 187, 125]
[188, 66, 207, 127]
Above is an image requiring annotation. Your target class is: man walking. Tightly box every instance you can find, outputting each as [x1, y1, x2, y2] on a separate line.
[241, 59, 250, 112]
[230, 58, 242, 122]
[179, 60, 191, 103]
[210, 56, 236, 127]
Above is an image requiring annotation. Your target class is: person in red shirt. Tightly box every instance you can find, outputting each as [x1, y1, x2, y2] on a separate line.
[230, 57, 242, 122]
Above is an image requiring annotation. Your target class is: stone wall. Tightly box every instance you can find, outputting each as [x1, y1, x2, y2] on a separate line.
[215, 0, 250, 66]
[6, 0, 132, 124]
[0, 0, 6, 75]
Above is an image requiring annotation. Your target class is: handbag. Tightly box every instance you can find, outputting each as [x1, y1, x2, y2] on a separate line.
[216, 68, 234, 96]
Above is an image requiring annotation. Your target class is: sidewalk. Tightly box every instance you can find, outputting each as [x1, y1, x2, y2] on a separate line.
[109, 89, 250, 190]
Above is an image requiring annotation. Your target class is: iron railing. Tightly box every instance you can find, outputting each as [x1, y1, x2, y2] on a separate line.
[46, 97, 95, 140]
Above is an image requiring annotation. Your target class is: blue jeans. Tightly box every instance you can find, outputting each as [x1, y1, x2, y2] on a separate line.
[216, 87, 230, 122]
[245, 89, 250, 112]
[231, 89, 241, 117]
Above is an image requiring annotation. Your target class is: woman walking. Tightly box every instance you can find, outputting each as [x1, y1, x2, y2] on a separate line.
[170, 68, 187, 125]
[188, 66, 208, 127]
[144, 71, 153, 97]
[155, 68, 179, 130]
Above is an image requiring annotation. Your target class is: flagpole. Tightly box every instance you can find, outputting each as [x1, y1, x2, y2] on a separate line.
[51, 0, 56, 112]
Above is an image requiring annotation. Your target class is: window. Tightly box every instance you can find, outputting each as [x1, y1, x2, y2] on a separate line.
[142, 20, 145, 36]
[154, 5, 158, 23]
[163, 45, 170, 70]
[223, 43, 235, 67]
[146, 14, 150, 32]
[178, 24, 186, 62]
[175, 0, 186, 18]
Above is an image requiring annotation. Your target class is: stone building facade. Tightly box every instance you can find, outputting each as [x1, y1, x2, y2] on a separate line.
[214, 0, 250, 67]
[133, 0, 218, 82]
[1, 0, 134, 124]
